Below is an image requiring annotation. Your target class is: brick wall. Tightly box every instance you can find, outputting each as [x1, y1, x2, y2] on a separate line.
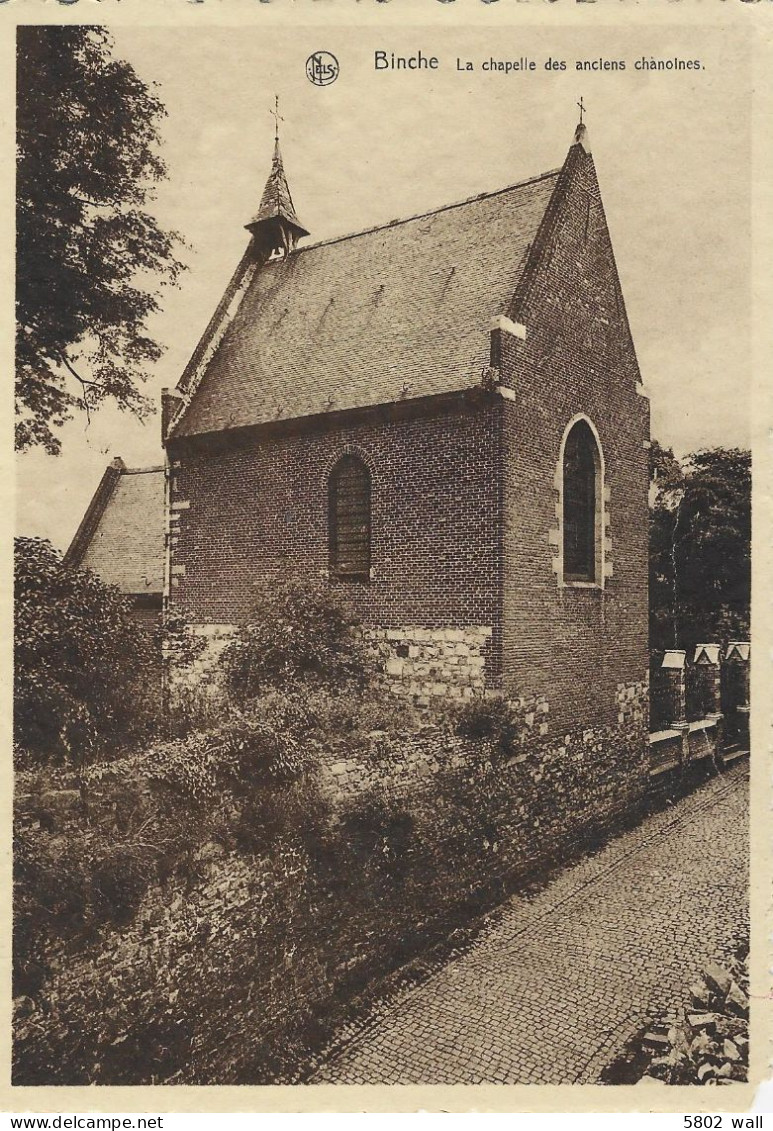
[497, 141, 650, 731]
[167, 399, 501, 691]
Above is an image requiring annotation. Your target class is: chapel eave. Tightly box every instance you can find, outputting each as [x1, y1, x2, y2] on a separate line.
[167, 386, 495, 454]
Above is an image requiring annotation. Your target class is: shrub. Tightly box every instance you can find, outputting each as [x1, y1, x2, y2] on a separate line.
[14, 537, 161, 765]
[452, 693, 525, 756]
[238, 686, 422, 764]
[91, 847, 153, 926]
[337, 789, 416, 883]
[221, 574, 377, 703]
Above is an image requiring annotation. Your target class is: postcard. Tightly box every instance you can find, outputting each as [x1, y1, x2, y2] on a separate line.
[4, 0, 769, 1115]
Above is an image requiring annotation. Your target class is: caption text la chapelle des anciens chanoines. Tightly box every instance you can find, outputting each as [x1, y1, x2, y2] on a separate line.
[373, 50, 704, 73]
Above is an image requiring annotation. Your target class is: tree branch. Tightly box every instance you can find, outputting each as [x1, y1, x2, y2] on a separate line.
[69, 191, 120, 210]
[58, 353, 104, 389]
[56, 352, 106, 428]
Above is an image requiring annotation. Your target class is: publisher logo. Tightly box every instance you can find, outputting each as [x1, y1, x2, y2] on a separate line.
[306, 51, 339, 86]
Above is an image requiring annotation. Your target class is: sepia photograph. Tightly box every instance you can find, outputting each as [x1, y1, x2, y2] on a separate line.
[9, 12, 759, 1104]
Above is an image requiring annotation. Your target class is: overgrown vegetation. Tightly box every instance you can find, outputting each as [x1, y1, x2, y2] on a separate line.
[14, 574, 418, 1081]
[14, 572, 650, 1084]
[15, 722, 647, 1083]
[221, 574, 378, 703]
[14, 537, 162, 766]
[14, 708, 324, 1081]
[218, 573, 419, 751]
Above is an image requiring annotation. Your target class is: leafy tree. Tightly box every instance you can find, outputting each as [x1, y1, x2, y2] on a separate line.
[16, 25, 184, 454]
[649, 440, 685, 652]
[222, 574, 377, 705]
[649, 445, 750, 652]
[14, 537, 160, 764]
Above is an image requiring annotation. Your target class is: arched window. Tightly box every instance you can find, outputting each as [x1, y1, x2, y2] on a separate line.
[562, 419, 600, 583]
[329, 455, 371, 580]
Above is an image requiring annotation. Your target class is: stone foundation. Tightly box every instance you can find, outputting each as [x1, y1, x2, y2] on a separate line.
[166, 621, 496, 706]
[616, 677, 649, 728]
[165, 623, 235, 704]
[365, 624, 494, 705]
[166, 625, 647, 730]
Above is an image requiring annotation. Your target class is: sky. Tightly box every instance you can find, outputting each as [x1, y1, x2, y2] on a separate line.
[15, 22, 752, 550]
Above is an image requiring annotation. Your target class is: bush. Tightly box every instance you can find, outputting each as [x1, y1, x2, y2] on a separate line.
[14, 537, 161, 765]
[237, 686, 423, 765]
[452, 693, 525, 756]
[337, 789, 416, 884]
[221, 574, 377, 703]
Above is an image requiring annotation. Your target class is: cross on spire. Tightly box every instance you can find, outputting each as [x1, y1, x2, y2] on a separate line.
[577, 97, 586, 125]
[270, 94, 283, 142]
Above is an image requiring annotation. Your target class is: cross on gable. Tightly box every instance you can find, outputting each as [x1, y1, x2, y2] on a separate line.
[577, 97, 586, 125]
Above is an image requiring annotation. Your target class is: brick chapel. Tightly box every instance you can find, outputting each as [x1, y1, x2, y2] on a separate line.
[162, 120, 651, 735]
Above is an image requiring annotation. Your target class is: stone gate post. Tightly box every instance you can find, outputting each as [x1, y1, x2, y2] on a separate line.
[694, 643, 723, 753]
[725, 641, 750, 748]
[661, 649, 689, 765]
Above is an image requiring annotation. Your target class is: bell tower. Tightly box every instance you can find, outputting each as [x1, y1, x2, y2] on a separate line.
[245, 99, 309, 259]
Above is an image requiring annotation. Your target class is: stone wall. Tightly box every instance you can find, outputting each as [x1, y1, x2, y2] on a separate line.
[317, 678, 651, 887]
[649, 718, 723, 777]
[616, 677, 648, 728]
[365, 625, 494, 705]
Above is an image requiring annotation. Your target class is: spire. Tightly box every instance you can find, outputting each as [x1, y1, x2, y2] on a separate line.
[572, 99, 591, 154]
[245, 101, 309, 258]
[248, 137, 308, 236]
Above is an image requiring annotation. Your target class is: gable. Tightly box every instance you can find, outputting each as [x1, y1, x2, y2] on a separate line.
[507, 132, 643, 392]
[171, 171, 559, 439]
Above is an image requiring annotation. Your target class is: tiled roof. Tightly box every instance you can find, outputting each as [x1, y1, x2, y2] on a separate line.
[67, 465, 165, 595]
[173, 170, 560, 438]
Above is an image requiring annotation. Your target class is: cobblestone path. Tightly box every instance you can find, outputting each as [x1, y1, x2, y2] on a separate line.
[313, 762, 748, 1085]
